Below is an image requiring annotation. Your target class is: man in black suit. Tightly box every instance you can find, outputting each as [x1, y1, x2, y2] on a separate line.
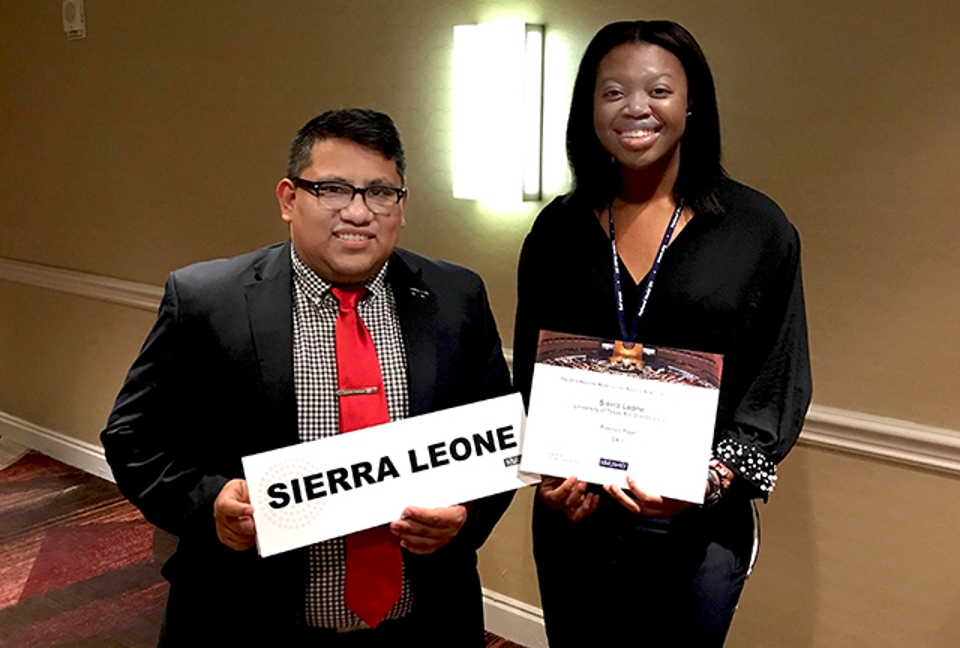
[101, 108, 513, 646]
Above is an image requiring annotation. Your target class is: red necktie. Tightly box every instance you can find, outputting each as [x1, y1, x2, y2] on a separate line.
[332, 285, 403, 628]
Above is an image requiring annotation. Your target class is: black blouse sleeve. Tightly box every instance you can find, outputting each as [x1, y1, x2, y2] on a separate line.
[513, 227, 544, 408]
[715, 225, 812, 497]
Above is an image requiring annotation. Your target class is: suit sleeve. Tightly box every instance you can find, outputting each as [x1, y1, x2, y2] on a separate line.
[101, 273, 229, 540]
[449, 276, 516, 552]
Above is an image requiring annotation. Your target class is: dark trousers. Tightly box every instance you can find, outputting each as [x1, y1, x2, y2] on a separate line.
[157, 541, 487, 648]
[161, 603, 456, 648]
[533, 495, 755, 648]
[288, 613, 428, 647]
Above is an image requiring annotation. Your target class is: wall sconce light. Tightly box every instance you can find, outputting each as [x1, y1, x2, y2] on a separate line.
[452, 21, 545, 204]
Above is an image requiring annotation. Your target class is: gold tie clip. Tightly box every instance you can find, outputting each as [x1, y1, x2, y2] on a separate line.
[335, 387, 379, 396]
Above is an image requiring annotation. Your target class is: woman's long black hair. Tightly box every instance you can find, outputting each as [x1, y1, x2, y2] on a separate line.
[566, 21, 726, 214]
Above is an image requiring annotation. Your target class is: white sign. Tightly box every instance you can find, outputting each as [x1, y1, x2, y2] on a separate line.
[242, 393, 536, 557]
[520, 332, 722, 503]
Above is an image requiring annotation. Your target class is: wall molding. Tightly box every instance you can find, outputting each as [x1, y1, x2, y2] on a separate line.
[0, 410, 114, 482]
[482, 588, 547, 647]
[0, 256, 162, 311]
[800, 405, 960, 475]
[2, 255, 960, 477]
[3, 405, 958, 484]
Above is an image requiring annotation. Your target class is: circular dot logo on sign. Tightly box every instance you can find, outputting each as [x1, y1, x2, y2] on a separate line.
[257, 459, 327, 531]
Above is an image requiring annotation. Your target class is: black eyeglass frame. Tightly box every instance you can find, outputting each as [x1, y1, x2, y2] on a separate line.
[289, 177, 407, 213]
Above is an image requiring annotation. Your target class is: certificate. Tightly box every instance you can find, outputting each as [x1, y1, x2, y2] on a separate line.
[242, 393, 537, 557]
[519, 331, 722, 503]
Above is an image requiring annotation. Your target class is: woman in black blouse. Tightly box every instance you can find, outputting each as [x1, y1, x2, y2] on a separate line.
[513, 21, 811, 647]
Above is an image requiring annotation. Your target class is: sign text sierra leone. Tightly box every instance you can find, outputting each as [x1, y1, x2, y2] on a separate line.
[267, 425, 518, 509]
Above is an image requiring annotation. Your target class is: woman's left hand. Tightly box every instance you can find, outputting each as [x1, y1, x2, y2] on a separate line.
[604, 476, 695, 518]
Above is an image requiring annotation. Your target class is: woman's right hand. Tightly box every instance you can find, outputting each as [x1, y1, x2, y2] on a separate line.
[538, 476, 600, 522]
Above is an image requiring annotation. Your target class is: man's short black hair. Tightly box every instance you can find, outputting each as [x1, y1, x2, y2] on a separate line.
[567, 21, 726, 214]
[287, 108, 406, 183]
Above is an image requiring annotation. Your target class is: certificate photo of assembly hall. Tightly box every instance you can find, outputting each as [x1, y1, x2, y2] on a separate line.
[520, 331, 723, 503]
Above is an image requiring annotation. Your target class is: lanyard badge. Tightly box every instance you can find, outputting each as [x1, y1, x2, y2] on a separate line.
[609, 200, 683, 342]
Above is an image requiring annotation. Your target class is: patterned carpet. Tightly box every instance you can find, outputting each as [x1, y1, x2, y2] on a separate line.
[0, 442, 526, 648]
[0, 448, 172, 648]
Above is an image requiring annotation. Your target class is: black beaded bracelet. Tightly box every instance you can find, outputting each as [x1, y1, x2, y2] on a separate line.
[704, 467, 724, 508]
[704, 461, 733, 508]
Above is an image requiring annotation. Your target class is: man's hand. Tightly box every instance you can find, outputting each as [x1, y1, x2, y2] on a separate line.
[214, 479, 257, 551]
[389, 505, 468, 555]
[604, 475, 694, 518]
[538, 476, 599, 522]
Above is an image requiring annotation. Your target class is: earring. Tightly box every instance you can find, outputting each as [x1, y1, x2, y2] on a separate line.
[686, 110, 693, 117]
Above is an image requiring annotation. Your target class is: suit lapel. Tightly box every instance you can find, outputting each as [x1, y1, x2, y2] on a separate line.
[243, 246, 436, 443]
[244, 241, 298, 450]
[388, 252, 437, 417]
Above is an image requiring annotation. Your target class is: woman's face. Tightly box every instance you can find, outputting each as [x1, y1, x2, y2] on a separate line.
[593, 42, 689, 172]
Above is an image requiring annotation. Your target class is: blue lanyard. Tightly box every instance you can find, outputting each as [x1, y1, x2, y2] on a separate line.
[609, 200, 684, 342]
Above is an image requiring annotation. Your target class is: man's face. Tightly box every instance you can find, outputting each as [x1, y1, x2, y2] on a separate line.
[277, 138, 406, 284]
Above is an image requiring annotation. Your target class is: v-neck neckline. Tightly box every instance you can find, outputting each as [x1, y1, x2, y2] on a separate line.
[590, 205, 695, 288]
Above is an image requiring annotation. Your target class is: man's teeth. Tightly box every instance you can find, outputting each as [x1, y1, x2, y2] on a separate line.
[337, 233, 370, 241]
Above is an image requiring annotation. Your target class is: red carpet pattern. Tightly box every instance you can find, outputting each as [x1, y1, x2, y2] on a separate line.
[0, 451, 172, 648]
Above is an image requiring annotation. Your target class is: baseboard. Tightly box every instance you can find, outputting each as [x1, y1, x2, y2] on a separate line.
[0, 410, 114, 482]
[483, 588, 547, 647]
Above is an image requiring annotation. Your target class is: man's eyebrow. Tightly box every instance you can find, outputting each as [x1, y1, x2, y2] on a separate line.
[366, 177, 403, 186]
[307, 175, 401, 186]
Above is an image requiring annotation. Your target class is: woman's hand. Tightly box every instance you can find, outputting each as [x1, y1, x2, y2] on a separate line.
[538, 476, 600, 522]
[604, 476, 695, 518]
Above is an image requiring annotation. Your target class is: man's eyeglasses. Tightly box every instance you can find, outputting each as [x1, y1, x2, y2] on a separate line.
[290, 178, 406, 215]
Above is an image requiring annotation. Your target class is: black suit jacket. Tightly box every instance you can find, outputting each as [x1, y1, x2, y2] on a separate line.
[102, 241, 513, 646]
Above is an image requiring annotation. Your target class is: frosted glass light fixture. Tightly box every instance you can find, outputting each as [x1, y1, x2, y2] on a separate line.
[452, 22, 545, 204]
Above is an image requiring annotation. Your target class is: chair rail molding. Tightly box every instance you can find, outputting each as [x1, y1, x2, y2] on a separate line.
[4, 258, 960, 476]
[0, 256, 162, 311]
[800, 404, 960, 475]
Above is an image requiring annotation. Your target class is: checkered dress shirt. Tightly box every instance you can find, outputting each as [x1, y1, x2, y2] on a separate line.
[290, 249, 414, 629]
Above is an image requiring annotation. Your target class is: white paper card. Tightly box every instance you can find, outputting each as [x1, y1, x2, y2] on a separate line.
[242, 393, 536, 557]
[520, 332, 722, 503]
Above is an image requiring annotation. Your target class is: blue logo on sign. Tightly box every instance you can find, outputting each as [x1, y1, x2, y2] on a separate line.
[599, 458, 628, 471]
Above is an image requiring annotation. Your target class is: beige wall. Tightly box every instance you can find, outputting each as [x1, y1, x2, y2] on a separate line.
[2, 1, 959, 645]
[728, 446, 960, 647]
